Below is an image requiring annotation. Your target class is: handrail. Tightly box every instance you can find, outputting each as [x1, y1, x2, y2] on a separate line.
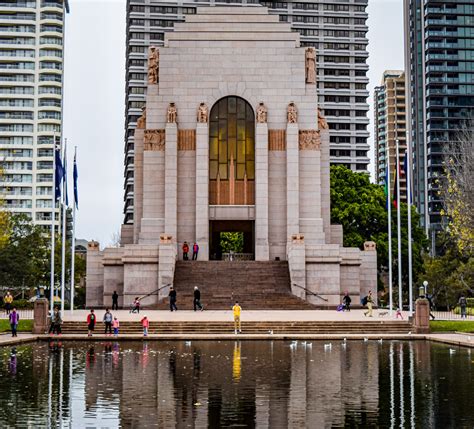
[292, 283, 329, 302]
[138, 284, 171, 301]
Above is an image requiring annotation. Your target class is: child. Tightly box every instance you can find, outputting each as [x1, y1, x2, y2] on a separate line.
[141, 315, 149, 337]
[113, 317, 120, 337]
[396, 308, 404, 320]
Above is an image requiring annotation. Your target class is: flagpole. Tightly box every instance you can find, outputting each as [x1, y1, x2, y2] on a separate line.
[396, 139, 403, 312]
[60, 140, 67, 314]
[50, 136, 57, 316]
[387, 145, 393, 316]
[70, 146, 77, 314]
[406, 148, 413, 317]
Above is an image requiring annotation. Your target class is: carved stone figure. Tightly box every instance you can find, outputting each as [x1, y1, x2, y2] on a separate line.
[148, 46, 159, 85]
[287, 102, 298, 124]
[256, 102, 268, 124]
[197, 103, 208, 123]
[317, 108, 329, 130]
[305, 47, 317, 84]
[144, 129, 165, 151]
[167, 103, 177, 123]
[299, 130, 321, 150]
[137, 107, 146, 129]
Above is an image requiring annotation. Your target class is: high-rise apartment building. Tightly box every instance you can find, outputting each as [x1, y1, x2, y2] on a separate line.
[123, 0, 370, 223]
[404, 0, 474, 235]
[374, 70, 407, 201]
[0, 0, 69, 230]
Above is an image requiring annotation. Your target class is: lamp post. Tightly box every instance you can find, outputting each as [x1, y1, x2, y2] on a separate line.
[419, 280, 428, 298]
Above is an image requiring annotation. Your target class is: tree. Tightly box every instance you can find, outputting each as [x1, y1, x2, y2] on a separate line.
[220, 232, 244, 253]
[439, 120, 474, 256]
[330, 165, 428, 294]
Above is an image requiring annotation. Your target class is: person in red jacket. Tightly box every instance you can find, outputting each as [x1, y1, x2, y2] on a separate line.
[141, 315, 149, 337]
[182, 241, 189, 260]
[87, 309, 96, 337]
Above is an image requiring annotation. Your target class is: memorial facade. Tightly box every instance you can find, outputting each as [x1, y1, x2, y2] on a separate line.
[86, 7, 376, 308]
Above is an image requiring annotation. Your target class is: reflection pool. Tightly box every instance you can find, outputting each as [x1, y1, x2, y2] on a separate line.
[0, 340, 473, 428]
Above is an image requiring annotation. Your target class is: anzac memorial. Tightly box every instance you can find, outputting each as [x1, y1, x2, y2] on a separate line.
[86, 7, 377, 309]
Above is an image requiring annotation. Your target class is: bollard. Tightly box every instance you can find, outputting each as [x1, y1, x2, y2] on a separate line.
[33, 298, 49, 334]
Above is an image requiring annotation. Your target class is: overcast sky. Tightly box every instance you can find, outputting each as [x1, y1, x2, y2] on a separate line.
[63, 0, 404, 246]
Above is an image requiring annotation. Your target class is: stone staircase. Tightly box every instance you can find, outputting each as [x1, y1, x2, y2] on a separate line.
[155, 261, 316, 310]
[59, 320, 413, 335]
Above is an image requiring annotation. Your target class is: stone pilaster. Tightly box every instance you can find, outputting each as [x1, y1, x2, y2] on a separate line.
[164, 123, 178, 246]
[286, 122, 299, 239]
[195, 122, 209, 260]
[255, 122, 269, 260]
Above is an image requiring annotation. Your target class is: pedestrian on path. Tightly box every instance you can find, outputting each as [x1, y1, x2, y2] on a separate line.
[112, 291, 119, 310]
[4, 291, 13, 315]
[141, 315, 149, 336]
[182, 241, 189, 260]
[169, 287, 178, 312]
[232, 301, 242, 334]
[87, 309, 96, 337]
[342, 292, 351, 312]
[103, 308, 113, 336]
[459, 294, 468, 319]
[364, 290, 373, 317]
[113, 317, 120, 337]
[130, 297, 140, 314]
[49, 307, 62, 335]
[193, 286, 204, 311]
[9, 307, 19, 337]
[396, 308, 404, 320]
[192, 242, 199, 260]
[427, 294, 435, 320]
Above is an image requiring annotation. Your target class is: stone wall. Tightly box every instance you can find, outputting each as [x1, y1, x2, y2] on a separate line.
[85, 242, 104, 308]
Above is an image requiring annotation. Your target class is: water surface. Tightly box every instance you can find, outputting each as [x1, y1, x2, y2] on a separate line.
[0, 340, 473, 428]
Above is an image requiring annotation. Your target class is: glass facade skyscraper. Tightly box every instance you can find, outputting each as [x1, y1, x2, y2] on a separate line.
[404, 0, 474, 235]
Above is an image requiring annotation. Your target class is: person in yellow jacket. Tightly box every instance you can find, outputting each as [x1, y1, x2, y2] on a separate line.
[232, 301, 242, 334]
[3, 291, 13, 315]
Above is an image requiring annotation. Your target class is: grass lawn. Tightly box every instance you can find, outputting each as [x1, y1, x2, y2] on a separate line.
[0, 319, 33, 333]
[430, 320, 474, 333]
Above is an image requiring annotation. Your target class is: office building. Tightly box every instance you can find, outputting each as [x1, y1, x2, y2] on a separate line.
[374, 70, 407, 201]
[404, 0, 474, 235]
[123, 0, 370, 224]
[0, 0, 69, 230]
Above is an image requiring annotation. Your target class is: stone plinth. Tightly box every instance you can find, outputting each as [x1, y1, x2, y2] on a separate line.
[33, 298, 49, 334]
[414, 298, 430, 334]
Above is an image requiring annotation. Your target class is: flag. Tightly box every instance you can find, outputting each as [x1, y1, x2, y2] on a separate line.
[384, 165, 390, 210]
[393, 167, 398, 209]
[73, 151, 78, 209]
[403, 150, 412, 204]
[63, 143, 68, 206]
[54, 138, 64, 201]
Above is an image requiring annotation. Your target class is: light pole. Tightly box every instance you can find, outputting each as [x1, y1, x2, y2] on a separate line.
[419, 280, 428, 298]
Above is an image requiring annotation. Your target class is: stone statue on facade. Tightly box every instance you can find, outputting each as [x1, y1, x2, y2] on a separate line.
[287, 102, 298, 124]
[317, 108, 329, 130]
[167, 102, 177, 123]
[305, 47, 317, 84]
[137, 107, 146, 129]
[197, 102, 208, 123]
[256, 102, 268, 124]
[148, 46, 159, 85]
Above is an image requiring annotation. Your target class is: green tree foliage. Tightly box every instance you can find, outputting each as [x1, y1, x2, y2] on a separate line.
[220, 232, 244, 253]
[330, 166, 428, 293]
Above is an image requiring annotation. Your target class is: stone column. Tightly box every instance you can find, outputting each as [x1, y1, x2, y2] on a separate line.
[414, 299, 430, 333]
[255, 122, 269, 260]
[164, 123, 178, 247]
[195, 122, 209, 260]
[286, 123, 299, 239]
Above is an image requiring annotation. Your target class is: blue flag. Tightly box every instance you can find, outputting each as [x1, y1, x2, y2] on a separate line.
[73, 152, 78, 209]
[63, 144, 68, 206]
[54, 139, 64, 201]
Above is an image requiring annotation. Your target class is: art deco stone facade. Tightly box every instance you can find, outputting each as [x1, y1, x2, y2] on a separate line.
[87, 7, 376, 308]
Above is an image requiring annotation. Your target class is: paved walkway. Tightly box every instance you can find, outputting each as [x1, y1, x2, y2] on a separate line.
[62, 309, 411, 322]
[0, 333, 38, 347]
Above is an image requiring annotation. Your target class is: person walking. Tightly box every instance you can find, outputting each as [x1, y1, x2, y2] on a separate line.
[49, 307, 62, 335]
[4, 291, 13, 315]
[103, 308, 113, 336]
[141, 315, 149, 336]
[364, 290, 373, 317]
[87, 309, 96, 337]
[193, 286, 203, 311]
[342, 292, 351, 312]
[9, 307, 19, 337]
[427, 294, 436, 320]
[130, 297, 140, 314]
[169, 287, 178, 312]
[192, 242, 199, 260]
[112, 291, 119, 311]
[232, 301, 242, 334]
[182, 241, 189, 261]
[113, 317, 120, 337]
[459, 294, 468, 320]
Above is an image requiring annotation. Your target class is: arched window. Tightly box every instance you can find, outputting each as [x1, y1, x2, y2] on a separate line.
[209, 96, 255, 205]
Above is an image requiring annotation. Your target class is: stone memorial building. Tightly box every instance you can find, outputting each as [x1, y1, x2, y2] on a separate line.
[86, 7, 376, 309]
